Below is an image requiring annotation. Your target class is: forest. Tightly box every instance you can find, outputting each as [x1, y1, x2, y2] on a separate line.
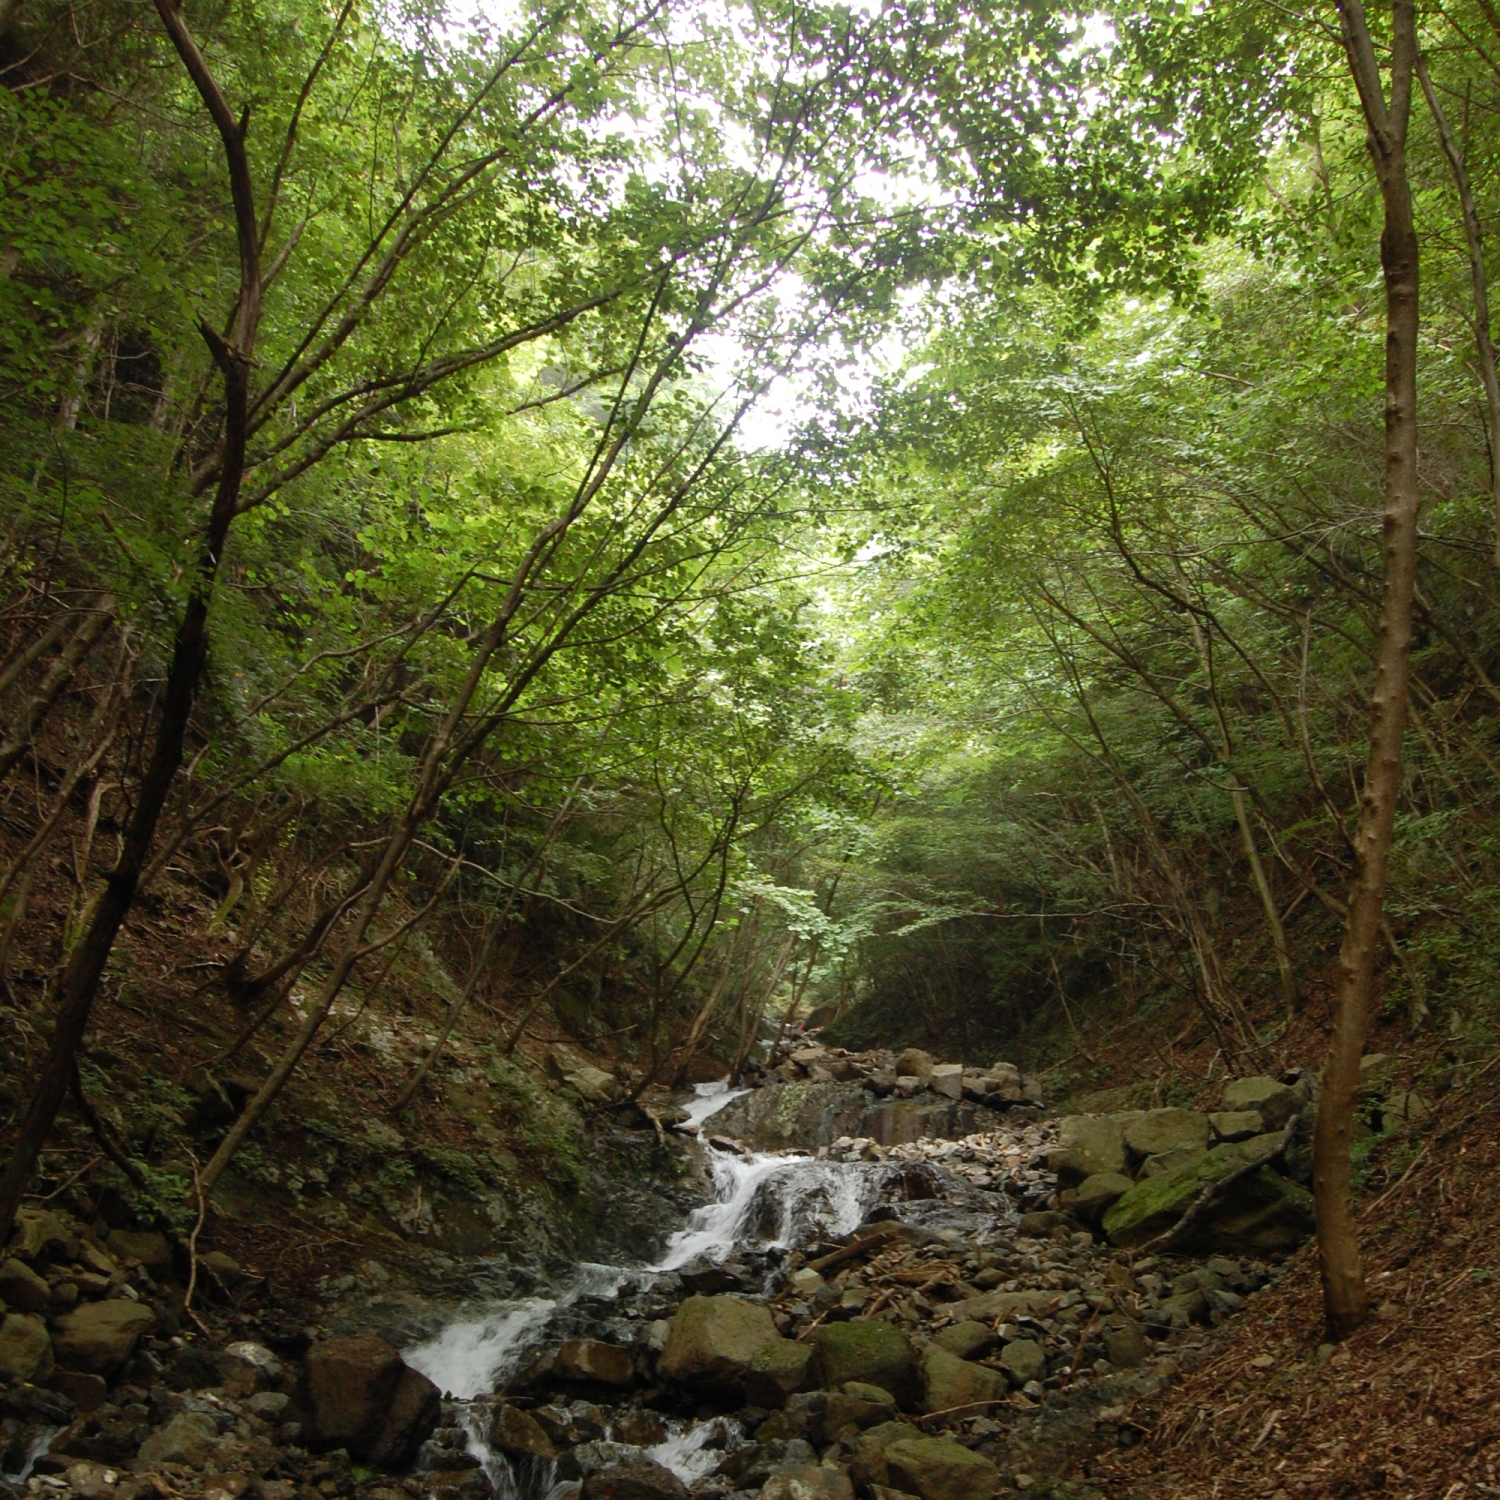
[2, 0, 1500, 1491]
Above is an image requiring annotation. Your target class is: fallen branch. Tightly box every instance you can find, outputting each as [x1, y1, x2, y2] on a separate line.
[807, 1222, 905, 1275]
[1135, 1115, 1298, 1258]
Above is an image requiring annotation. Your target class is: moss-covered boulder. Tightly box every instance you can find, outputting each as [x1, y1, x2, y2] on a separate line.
[1102, 1145, 1314, 1252]
[811, 1321, 918, 1405]
[884, 1437, 1000, 1500]
[744, 1337, 815, 1407]
[659, 1295, 777, 1387]
[918, 1344, 1009, 1413]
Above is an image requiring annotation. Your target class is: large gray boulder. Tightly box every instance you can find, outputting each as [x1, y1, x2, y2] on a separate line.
[918, 1345, 1008, 1413]
[52, 1299, 154, 1374]
[658, 1295, 777, 1386]
[884, 1437, 1001, 1500]
[1122, 1108, 1209, 1160]
[1220, 1077, 1301, 1130]
[1047, 1116, 1126, 1184]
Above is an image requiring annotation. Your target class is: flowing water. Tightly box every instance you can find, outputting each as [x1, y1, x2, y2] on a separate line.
[403, 1079, 896, 1492]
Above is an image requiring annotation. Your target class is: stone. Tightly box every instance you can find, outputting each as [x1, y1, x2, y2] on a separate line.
[1121, 1109, 1209, 1160]
[1383, 1091, 1426, 1126]
[0, 1311, 53, 1382]
[52, 1299, 154, 1374]
[1068, 1172, 1133, 1225]
[580, 1455, 689, 1500]
[1138, 1146, 1208, 1179]
[931, 1322, 995, 1360]
[822, 1385, 896, 1439]
[303, 1334, 414, 1456]
[883, 1437, 1001, 1500]
[718, 1437, 818, 1488]
[850, 1434, 890, 1492]
[928, 1066, 964, 1101]
[1208, 1111, 1263, 1143]
[811, 1322, 918, 1405]
[998, 1341, 1046, 1386]
[8, 1210, 77, 1264]
[369, 1364, 442, 1467]
[106, 1230, 172, 1275]
[1215, 1131, 1289, 1167]
[948, 1288, 1055, 1325]
[565, 1067, 622, 1105]
[1046, 1117, 1126, 1185]
[1103, 1323, 1149, 1368]
[64, 1461, 118, 1500]
[611, 1410, 667, 1447]
[1015, 1212, 1071, 1238]
[918, 1345, 1008, 1414]
[1102, 1146, 1314, 1252]
[136, 1411, 219, 1470]
[50, 1370, 109, 1412]
[895, 1049, 935, 1079]
[1219, 1077, 1300, 1131]
[658, 1295, 778, 1386]
[555, 1340, 635, 1386]
[247, 1392, 289, 1420]
[744, 1338, 815, 1407]
[199, 1251, 243, 1286]
[759, 1467, 855, 1500]
[787, 1268, 824, 1298]
[0, 1257, 51, 1313]
[223, 1341, 282, 1391]
[490, 1404, 559, 1462]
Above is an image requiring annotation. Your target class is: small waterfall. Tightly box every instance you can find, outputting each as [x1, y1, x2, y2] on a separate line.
[405, 1297, 559, 1399]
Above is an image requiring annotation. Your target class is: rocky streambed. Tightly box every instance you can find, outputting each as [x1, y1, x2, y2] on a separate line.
[1, 1050, 1353, 1500]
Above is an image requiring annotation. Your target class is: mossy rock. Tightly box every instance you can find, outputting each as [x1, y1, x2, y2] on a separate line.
[1103, 1144, 1313, 1253]
[812, 1321, 918, 1405]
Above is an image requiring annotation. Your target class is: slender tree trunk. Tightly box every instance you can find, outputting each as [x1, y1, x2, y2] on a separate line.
[0, 0, 262, 1245]
[1315, 0, 1420, 1341]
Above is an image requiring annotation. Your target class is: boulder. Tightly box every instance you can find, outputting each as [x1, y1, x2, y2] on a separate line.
[1047, 1116, 1126, 1185]
[106, 1230, 172, 1276]
[0, 1257, 51, 1313]
[565, 1067, 622, 1105]
[821, 1385, 896, 1439]
[136, 1411, 218, 1469]
[658, 1295, 777, 1386]
[1121, 1108, 1209, 1160]
[0, 1312, 53, 1382]
[760, 1467, 854, 1500]
[717, 1437, 819, 1488]
[931, 1322, 995, 1360]
[1068, 1172, 1133, 1225]
[1208, 1111, 1263, 1143]
[883, 1437, 1001, 1500]
[1102, 1145, 1314, 1252]
[51, 1299, 154, 1374]
[303, 1333, 438, 1462]
[555, 1339, 635, 1386]
[1220, 1077, 1300, 1131]
[745, 1338, 815, 1407]
[580, 1455, 689, 1500]
[1103, 1322, 1149, 1368]
[949, 1288, 1055, 1325]
[8, 1210, 77, 1264]
[928, 1065, 964, 1101]
[918, 1345, 1008, 1414]
[811, 1322, 918, 1405]
[895, 1049, 935, 1079]
[369, 1364, 443, 1468]
[1138, 1146, 1207, 1179]
[998, 1340, 1046, 1385]
[490, 1403, 560, 1462]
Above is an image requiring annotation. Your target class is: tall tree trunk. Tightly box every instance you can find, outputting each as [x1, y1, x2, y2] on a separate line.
[0, 0, 262, 1244]
[1315, 0, 1420, 1341]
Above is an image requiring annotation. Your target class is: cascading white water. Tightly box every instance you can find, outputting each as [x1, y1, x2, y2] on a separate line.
[405, 1297, 559, 1400]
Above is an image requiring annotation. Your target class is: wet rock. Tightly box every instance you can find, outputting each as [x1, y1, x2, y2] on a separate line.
[0, 1312, 53, 1382]
[559, 1441, 643, 1481]
[883, 1437, 1000, 1500]
[659, 1296, 778, 1387]
[1121, 1109, 1208, 1161]
[918, 1346, 1008, 1414]
[489, 1404, 560, 1460]
[810, 1324, 918, 1406]
[759, 1466, 854, 1500]
[1219, 1077, 1300, 1131]
[719, 1439, 818, 1489]
[135, 1411, 218, 1470]
[303, 1334, 440, 1464]
[1103, 1146, 1314, 1253]
[745, 1339, 815, 1408]
[1047, 1118, 1126, 1186]
[0, 1257, 51, 1313]
[998, 1341, 1045, 1386]
[613, 1410, 669, 1447]
[582, 1452, 687, 1500]
[895, 1051, 935, 1081]
[556, 1340, 636, 1387]
[52, 1300, 154, 1375]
